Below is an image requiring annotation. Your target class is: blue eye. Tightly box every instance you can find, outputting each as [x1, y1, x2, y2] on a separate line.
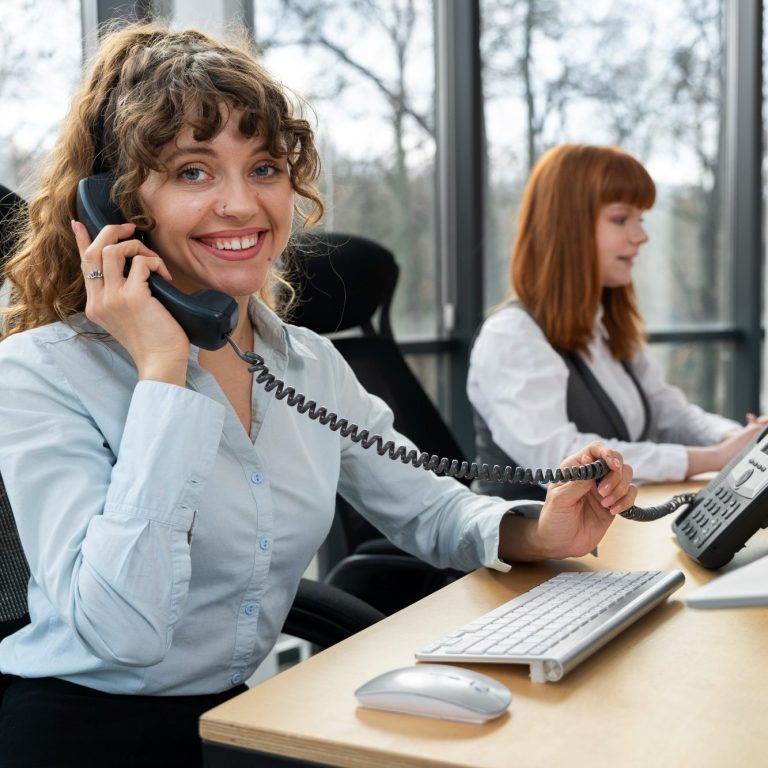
[180, 167, 208, 182]
[253, 163, 279, 178]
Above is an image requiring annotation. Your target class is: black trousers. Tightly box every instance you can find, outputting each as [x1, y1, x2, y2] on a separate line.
[0, 676, 247, 768]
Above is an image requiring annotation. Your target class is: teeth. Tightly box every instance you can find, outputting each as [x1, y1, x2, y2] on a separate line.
[209, 235, 258, 251]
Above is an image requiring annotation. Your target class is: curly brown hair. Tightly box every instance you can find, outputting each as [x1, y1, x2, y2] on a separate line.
[2, 21, 323, 337]
[511, 144, 655, 361]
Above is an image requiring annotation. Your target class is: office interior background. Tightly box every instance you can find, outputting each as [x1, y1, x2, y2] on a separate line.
[0, 0, 764, 456]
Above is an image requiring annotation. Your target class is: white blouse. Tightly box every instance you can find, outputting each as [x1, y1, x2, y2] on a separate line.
[467, 305, 740, 483]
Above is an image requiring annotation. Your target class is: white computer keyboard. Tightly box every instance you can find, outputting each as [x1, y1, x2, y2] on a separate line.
[416, 570, 685, 683]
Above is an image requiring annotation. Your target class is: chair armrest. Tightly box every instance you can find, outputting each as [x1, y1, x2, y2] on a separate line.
[324, 554, 464, 616]
[282, 578, 385, 649]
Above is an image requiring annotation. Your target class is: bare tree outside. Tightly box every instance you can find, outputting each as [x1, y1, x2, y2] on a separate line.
[0, 0, 81, 197]
[253, 0, 438, 338]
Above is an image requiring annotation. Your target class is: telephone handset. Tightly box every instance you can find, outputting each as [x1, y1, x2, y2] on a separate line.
[670, 425, 768, 569]
[75, 173, 238, 350]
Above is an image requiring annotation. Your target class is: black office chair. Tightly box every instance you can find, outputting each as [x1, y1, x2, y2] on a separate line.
[288, 232, 468, 614]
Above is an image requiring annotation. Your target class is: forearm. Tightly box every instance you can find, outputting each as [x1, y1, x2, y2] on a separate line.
[685, 445, 723, 477]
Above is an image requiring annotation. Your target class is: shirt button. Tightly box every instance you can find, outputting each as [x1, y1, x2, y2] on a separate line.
[251, 471, 264, 485]
[231, 672, 243, 685]
[244, 603, 257, 615]
[259, 537, 272, 551]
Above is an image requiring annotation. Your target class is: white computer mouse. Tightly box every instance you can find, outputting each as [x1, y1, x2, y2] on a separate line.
[354, 664, 511, 724]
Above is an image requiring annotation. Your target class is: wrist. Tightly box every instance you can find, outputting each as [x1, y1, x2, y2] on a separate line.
[499, 514, 554, 562]
[137, 360, 188, 386]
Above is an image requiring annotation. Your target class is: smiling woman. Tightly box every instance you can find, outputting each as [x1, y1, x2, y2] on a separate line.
[467, 143, 767, 497]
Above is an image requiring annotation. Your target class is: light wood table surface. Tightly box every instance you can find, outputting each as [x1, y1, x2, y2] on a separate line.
[201, 480, 768, 768]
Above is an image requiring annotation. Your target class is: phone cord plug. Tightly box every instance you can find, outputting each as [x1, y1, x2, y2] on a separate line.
[620, 493, 697, 522]
[225, 335, 609, 487]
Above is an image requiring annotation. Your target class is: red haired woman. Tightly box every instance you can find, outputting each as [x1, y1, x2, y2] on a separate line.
[469, 144, 766, 500]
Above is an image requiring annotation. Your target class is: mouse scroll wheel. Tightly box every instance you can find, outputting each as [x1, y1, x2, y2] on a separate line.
[471, 682, 490, 693]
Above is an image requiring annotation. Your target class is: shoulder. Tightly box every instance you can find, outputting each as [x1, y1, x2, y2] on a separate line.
[0, 316, 131, 389]
[283, 321, 338, 361]
[474, 304, 547, 350]
[0, 320, 80, 360]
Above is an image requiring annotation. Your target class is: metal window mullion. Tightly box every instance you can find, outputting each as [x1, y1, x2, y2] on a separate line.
[725, 0, 763, 417]
[435, 0, 484, 456]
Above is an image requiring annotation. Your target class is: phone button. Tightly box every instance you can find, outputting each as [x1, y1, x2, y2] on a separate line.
[734, 468, 754, 487]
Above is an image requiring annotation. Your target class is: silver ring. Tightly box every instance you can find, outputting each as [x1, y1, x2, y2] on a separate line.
[86, 269, 104, 280]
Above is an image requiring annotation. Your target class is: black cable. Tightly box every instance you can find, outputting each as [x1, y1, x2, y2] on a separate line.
[618, 493, 696, 521]
[227, 336, 694, 522]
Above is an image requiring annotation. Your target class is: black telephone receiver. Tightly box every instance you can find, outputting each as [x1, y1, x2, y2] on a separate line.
[670, 425, 768, 568]
[75, 173, 238, 350]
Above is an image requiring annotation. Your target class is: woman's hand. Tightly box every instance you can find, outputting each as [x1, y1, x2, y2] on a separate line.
[72, 220, 190, 385]
[688, 416, 768, 477]
[500, 442, 636, 561]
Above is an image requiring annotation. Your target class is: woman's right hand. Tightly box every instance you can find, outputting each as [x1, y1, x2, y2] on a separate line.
[72, 220, 190, 386]
[686, 420, 767, 477]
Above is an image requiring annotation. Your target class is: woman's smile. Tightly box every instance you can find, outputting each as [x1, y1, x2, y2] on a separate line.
[194, 228, 267, 261]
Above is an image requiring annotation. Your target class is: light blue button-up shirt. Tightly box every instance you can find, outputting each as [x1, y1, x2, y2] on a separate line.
[0, 300, 520, 695]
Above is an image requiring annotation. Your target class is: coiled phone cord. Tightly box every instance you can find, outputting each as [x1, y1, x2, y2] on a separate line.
[227, 336, 692, 522]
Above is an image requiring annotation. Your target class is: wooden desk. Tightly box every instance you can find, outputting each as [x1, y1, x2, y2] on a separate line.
[200, 481, 768, 768]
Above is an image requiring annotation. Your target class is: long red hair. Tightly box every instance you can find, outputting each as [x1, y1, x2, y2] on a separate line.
[511, 144, 655, 360]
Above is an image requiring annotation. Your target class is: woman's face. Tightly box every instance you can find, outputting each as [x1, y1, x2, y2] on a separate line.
[137, 108, 294, 299]
[595, 202, 649, 288]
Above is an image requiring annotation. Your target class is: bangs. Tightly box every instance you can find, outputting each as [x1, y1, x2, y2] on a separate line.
[597, 151, 656, 210]
[179, 94, 287, 155]
[120, 47, 295, 171]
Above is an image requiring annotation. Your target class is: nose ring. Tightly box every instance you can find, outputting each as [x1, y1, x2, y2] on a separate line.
[220, 203, 227, 216]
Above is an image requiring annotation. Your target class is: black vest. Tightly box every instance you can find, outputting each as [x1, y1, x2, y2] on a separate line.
[472, 305, 650, 501]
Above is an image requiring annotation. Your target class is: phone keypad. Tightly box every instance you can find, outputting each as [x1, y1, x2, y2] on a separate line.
[678, 487, 744, 549]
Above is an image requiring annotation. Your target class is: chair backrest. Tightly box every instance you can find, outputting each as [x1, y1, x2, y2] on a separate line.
[0, 184, 26, 276]
[289, 233, 469, 559]
[0, 187, 33, 648]
[290, 232, 467, 466]
[0, 474, 31, 642]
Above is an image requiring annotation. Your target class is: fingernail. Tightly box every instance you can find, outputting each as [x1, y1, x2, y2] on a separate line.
[70, 220, 78, 234]
[610, 457, 622, 468]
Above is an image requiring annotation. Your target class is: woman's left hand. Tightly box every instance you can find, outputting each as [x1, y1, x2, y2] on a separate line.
[530, 442, 636, 559]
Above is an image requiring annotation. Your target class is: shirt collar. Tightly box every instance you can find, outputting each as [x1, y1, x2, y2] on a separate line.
[594, 304, 609, 341]
[247, 297, 317, 361]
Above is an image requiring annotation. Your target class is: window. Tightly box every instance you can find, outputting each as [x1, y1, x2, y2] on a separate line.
[0, 0, 83, 197]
